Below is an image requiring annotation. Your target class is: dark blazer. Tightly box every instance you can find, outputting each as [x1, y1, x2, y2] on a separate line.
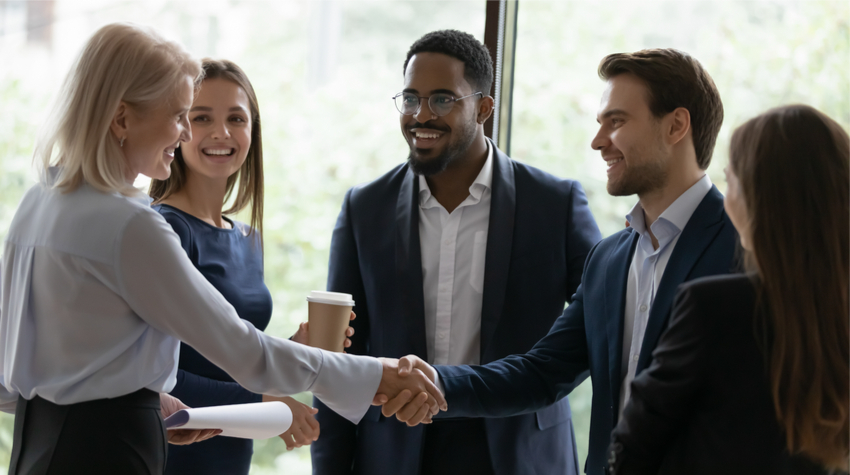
[435, 185, 738, 475]
[311, 142, 602, 475]
[609, 274, 831, 475]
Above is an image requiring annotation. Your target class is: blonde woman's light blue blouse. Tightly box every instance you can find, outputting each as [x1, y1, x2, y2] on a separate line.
[0, 175, 381, 423]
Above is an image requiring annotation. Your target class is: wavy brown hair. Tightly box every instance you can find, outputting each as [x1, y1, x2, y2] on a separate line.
[599, 49, 723, 170]
[149, 59, 264, 241]
[729, 104, 849, 469]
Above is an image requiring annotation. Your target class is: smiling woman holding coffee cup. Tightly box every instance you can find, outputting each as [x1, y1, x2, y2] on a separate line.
[0, 22, 444, 474]
[148, 59, 360, 473]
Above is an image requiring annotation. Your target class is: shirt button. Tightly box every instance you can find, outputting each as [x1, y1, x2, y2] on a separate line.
[438, 333, 445, 339]
[633, 355, 639, 361]
[639, 304, 648, 312]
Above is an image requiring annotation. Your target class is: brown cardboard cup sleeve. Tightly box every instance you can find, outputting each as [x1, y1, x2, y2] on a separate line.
[306, 291, 355, 352]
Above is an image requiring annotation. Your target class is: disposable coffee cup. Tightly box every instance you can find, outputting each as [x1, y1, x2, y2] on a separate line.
[306, 291, 355, 352]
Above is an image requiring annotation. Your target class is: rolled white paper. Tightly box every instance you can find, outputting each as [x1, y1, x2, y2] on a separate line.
[164, 401, 293, 439]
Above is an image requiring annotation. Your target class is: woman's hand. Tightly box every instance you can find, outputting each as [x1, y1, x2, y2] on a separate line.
[159, 393, 221, 445]
[291, 311, 357, 352]
[264, 395, 320, 450]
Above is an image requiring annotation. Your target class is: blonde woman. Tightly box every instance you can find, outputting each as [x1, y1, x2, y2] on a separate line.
[0, 23, 443, 475]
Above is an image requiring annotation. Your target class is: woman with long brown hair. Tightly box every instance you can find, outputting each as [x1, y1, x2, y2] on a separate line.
[608, 104, 849, 474]
[148, 59, 355, 474]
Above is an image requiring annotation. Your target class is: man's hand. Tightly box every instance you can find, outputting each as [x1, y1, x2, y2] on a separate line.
[377, 355, 442, 424]
[264, 395, 320, 450]
[372, 357, 446, 426]
[291, 311, 357, 352]
[159, 393, 221, 445]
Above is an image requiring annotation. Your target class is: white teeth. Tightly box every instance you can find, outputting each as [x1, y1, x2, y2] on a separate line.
[606, 158, 623, 167]
[414, 132, 441, 139]
[203, 148, 233, 156]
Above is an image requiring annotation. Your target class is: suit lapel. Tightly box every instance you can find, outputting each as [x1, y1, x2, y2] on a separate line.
[606, 230, 639, 419]
[479, 143, 516, 360]
[636, 186, 726, 371]
[396, 167, 428, 359]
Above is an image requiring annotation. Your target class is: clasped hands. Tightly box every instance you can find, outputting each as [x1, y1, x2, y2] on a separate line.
[372, 355, 443, 426]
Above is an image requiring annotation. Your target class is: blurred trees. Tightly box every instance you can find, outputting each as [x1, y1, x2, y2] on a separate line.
[0, 1, 847, 473]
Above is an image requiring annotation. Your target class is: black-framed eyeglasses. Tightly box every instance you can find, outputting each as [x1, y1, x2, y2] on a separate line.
[392, 91, 483, 117]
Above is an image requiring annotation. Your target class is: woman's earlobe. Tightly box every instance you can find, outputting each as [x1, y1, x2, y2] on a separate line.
[110, 102, 130, 139]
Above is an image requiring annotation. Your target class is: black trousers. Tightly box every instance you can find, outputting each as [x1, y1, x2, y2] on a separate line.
[421, 418, 495, 475]
[9, 389, 167, 475]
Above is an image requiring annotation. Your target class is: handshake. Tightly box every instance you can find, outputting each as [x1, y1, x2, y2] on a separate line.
[372, 355, 443, 426]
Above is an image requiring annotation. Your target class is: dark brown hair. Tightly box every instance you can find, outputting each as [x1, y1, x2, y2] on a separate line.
[730, 104, 849, 468]
[598, 49, 723, 170]
[149, 59, 264, 241]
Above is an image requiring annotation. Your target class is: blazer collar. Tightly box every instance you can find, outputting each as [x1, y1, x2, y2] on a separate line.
[606, 185, 727, 422]
[396, 166, 428, 359]
[605, 230, 640, 419]
[395, 139, 516, 362]
[479, 139, 516, 359]
[636, 185, 727, 370]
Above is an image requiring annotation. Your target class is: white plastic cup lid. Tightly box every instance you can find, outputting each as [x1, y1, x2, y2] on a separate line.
[306, 290, 355, 306]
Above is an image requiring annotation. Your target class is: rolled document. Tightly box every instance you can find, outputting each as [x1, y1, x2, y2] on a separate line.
[164, 401, 293, 439]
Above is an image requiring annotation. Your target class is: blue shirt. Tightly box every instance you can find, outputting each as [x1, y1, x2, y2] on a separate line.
[0, 171, 382, 450]
[156, 204, 273, 474]
[619, 174, 713, 416]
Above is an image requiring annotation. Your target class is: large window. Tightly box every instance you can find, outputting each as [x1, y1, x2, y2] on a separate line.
[509, 0, 849, 462]
[0, 1, 847, 473]
[0, 1, 485, 473]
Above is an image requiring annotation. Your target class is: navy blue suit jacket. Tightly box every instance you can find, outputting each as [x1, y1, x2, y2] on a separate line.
[311, 143, 602, 475]
[435, 185, 738, 475]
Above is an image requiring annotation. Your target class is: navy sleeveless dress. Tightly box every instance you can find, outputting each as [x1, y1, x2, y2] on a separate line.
[156, 204, 273, 475]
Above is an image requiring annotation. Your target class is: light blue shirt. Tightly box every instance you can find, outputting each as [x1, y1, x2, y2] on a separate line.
[0, 172, 381, 422]
[618, 174, 713, 417]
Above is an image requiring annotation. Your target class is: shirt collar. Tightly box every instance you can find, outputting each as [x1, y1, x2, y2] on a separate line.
[419, 141, 494, 208]
[626, 174, 713, 246]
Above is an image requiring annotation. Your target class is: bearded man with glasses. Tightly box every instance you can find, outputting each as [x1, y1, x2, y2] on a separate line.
[311, 29, 601, 475]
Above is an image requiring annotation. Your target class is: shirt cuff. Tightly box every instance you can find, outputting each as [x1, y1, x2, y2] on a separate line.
[308, 351, 382, 424]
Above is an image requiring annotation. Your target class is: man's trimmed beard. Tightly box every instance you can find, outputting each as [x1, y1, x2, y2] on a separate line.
[607, 158, 668, 196]
[607, 133, 668, 197]
[407, 119, 478, 177]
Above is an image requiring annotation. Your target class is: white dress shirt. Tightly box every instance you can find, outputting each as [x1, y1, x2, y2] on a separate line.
[0, 171, 381, 422]
[419, 143, 493, 366]
[618, 174, 712, 417]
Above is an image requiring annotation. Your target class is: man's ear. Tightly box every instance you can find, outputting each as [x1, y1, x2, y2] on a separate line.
[109, 101, 130, 143]
[666, 107, 691, 145]
[476, 95, 495, 124]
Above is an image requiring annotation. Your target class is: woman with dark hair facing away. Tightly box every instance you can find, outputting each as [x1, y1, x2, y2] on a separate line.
[149, 59, 355, 474]
[608, 104, 849, 474]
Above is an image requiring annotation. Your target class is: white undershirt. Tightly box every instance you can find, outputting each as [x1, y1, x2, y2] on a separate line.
[418, 143, 493, 366]
[618, 174, 712, 418]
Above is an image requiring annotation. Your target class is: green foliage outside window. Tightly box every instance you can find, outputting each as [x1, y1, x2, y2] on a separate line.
[0, 1, 847, 473]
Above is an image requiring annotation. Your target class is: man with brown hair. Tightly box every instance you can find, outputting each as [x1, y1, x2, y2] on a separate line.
[383, 49, 739, 475]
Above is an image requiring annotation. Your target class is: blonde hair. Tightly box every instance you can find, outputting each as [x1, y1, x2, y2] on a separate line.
[35, 23, 202, 195]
